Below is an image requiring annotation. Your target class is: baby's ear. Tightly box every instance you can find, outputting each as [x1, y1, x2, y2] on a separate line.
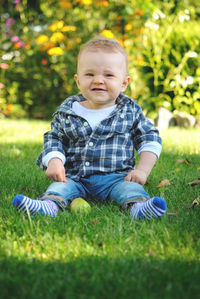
[121, 76, 130, 92]
[74, 74, 80, 88]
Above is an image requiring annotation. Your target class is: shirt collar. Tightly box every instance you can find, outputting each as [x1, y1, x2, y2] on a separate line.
[54, 93, 131, 116]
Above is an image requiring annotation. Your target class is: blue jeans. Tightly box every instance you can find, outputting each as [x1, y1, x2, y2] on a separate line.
[42, 172, 150, 210]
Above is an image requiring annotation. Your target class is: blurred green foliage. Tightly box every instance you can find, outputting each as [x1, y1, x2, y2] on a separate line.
[129, 14, 200, 119]
[0, 0, 200, 119]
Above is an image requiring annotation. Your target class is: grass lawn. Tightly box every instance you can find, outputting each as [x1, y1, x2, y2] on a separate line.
[0, 119, 200, 299]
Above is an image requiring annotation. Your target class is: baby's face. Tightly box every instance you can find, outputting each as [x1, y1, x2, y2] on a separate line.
[74, 49, 130, 109]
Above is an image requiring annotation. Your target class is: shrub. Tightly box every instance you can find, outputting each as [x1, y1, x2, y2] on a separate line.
[129, 11, 200, 119]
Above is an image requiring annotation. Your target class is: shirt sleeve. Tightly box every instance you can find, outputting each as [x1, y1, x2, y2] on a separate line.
[36, 113, 67, 170]
[42, 151, 66, 167]
[137, 141, 162, 158]
[132, 104, 162, 154]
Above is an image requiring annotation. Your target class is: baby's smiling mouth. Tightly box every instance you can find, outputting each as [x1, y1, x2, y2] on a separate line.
[91, 88, 106, 91]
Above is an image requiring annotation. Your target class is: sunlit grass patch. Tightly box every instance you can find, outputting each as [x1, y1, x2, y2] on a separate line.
[0, 119, 200, 299]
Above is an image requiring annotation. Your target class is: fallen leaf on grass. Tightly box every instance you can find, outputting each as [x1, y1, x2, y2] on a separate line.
[166, 211, 178, 216]
[148, 247, 155, 256]
[92, 219, 98, 225]
[174, 159, 192, 165]
[184, 159, 192, 165]
[188, 179, 200, 186]
[187, 197, 200, 209]
[157, 179, 170, 188]
[21, 187, 31, 192]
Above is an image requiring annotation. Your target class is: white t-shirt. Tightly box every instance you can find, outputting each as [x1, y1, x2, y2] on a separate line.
[72, 101, 116, 130]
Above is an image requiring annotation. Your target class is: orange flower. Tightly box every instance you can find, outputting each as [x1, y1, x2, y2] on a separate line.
[56, 20, 64, 29]
[59, 1, 72, 8]
[101, 30, 114, 39]
[81, 0, 92, 5]
[76, 37, 82, 43]
[40, 42, 55, 51]
[97, 0, 108, 6]
[125, 24, 132, 31]
[48, 47, 63, 55]
[4, 104, 13, 116]
[0, 63, 9, 69]
[140, 27, 145, 34]
[50, 32, 66, 43]
[116, 39, 124, 46]
[134, 9, 144, 16]
[7, 104, 13, 111]
[13, 42, 20, 49]
[36, 35, 49, 44]
[49, 24, 57, 32]
[62, 25, 76, 32]
[42, 59, 48, 65]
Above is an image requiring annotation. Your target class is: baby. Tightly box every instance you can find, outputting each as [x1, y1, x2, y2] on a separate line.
[12, 36, 167, 220]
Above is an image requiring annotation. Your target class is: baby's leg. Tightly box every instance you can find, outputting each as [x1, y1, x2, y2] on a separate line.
[12, 178, 87, 217]
[109, 180, 167, 220]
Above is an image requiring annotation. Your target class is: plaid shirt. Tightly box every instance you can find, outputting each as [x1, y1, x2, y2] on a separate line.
[37, 93, 162, 180]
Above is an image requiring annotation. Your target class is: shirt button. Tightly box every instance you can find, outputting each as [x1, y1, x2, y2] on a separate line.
[120, 114, 125, 119]
[89, 142, 94, 147]
[66, 119, 70, 124]
[83, 122, 88, 127]
[85, 161, 90, 166]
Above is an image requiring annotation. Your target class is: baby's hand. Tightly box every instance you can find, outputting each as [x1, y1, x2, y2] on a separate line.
[45, 158, 67, 182]
[124, 169, 148, 186]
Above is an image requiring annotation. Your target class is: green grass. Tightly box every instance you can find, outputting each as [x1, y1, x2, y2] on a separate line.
[0, 119, 200, 299]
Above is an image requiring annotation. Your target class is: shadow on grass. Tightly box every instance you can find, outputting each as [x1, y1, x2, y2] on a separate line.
[1, 255, 200, 299]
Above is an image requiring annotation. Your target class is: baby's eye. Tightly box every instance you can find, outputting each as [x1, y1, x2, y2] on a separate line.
[86, 73, 94, 77]
[105, 74, 114, 77]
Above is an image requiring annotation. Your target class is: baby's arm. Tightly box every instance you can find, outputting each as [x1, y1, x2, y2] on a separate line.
[124, 151, 157, 185]
[45, 158, 67, 182]
[126, 103, 162, 185]
[37, 113, 68, 182]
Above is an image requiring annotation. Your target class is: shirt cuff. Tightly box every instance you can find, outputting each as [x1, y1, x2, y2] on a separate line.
[42, 151, 66, 167]
[137, 142, 162, 158]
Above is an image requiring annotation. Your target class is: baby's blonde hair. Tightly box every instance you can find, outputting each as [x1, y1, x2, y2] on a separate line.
[78, 36, 128, 74]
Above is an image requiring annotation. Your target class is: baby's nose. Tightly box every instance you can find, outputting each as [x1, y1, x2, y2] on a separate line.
[93, 75, 104, 83]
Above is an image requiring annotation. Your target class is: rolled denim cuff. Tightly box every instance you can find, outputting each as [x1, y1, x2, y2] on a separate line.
[37, 193, 68, 211]
[122, 196, 148, 210]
